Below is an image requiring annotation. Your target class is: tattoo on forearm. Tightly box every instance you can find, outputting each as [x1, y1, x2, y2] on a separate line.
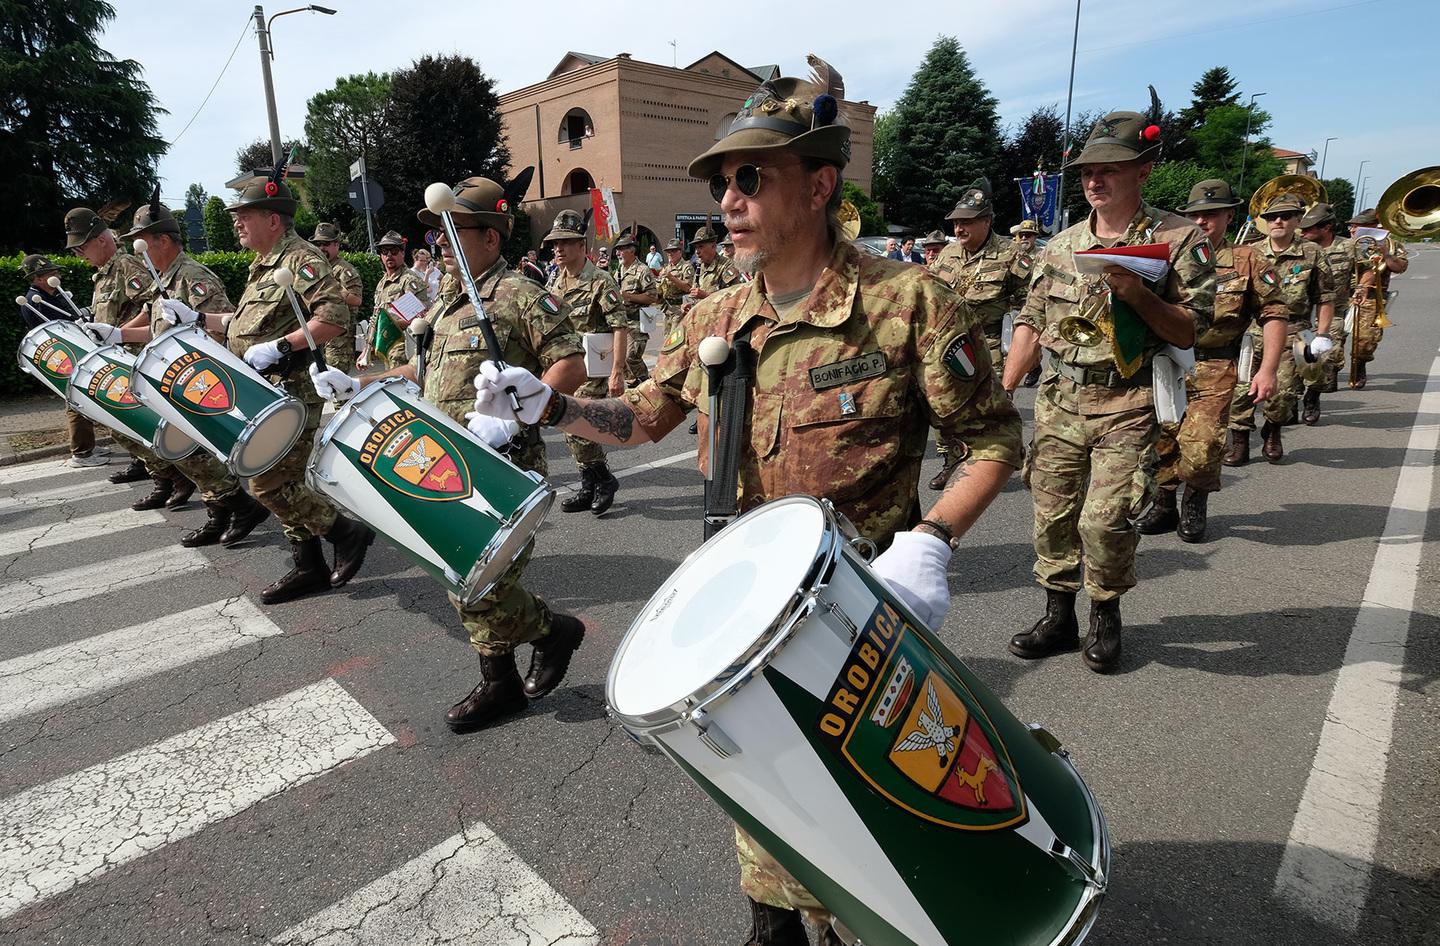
[571, 396, 634, 441]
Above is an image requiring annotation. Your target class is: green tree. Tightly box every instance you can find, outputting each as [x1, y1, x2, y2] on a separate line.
[1190, 103, 1283, 192]
[303, 72, 391, 228]
[995, 105, 1065, 226]
[1142, 160, 1223, 214]
[1322, 177, 1355, 227]
[880, 37, 1002, 230]
[202, 195, 238, 252]
[0, 0, 167, 252]
[1169, 67, 1240, 164]
[234, 137, 305, 177]
[842, 182, 885, 236]
[871, 111, 897, 207]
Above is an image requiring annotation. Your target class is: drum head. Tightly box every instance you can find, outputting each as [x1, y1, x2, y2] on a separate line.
[153, 420, 199, 461]
[462, 483, 555, 606]
[610, 497, 827, 720]
[231, 399, 307, 477]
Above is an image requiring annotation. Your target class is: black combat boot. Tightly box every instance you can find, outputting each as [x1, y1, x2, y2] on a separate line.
[1135, 487, 1178, 535]
[446, 652, 528, 732]
[740, 898, 809, 946]
[108, 457, 149, 484]
[180, 501, 231, 548]
[524, 613, 585, 697]
[928, 454, 961, 491]
[1301, 386, 1321, 426]
[1177, 485, 1208, 544]
[164, 473, 196, 508]
[1261, 420, 1283, 463]
[1008, 589, 1080, 659]
[131, 476, 175, 511]
[219, 491, 270, 546]
[1222, 430, 1249, 467]
[260, 538, 330, 605]
[561, 466, 595, 512]
[590, 462, 619, 515]
[325, 516, 375, 588]
[1082, 599, 1123, 673]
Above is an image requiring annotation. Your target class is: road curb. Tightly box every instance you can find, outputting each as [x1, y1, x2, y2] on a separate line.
[0, 435, 118, 469]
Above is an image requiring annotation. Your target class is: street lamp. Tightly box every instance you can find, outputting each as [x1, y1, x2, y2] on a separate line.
[253, 5, 338, 166]
[1354, 159, 1369, 214]
[1358, 176, 1372, 211]
[1236, 91, 1267, 200]
[1319, 136, 1337, 180]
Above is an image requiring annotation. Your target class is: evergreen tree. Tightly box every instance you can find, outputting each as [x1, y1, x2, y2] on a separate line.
[995, 105, 1065, 226]
[1171, 67, 1241, 163]
[202, 195, 238, 252]
[183, 183, 208, 251]
[879, 37, 1002, 230]
[303, 73, 391, 229]
[0, 0, 167, 251]
[1322, 178, 1355, 227]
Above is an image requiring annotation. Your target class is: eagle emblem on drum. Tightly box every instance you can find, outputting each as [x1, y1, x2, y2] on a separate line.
[362, 411, 473, 502]
[92, 364, 140, 409]
[179, 366, 232, 411]
[34, 340, 76, 380]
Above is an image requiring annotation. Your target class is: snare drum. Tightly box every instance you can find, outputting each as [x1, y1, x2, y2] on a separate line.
[67, 346, 198, 461]
[308, 378, 555, 605]
[17, 321, 98, 400]
[608, 495, 1109, 946]
[131, 326, 307, 478]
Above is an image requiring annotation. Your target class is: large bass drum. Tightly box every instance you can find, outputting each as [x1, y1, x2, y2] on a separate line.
[17, 321, 98, 400]
[607, 495, 1109, 946]
[67, 346, 198, 461]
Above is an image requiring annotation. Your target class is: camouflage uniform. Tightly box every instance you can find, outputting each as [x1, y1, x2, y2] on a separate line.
[548, 260, 625, 467]
[1350, 236, 1407, 363]
[1155, 240, 1284, 492]
[625, 240, 1023, 911]
[695, 255, 743, 295]
[325, 255, 364, 373]
[929, 230, 1031, 372]
[1228, 237, 1334, 429]
[1016, 202, 1214, 601]
[91, 251, 173, 476]
[1314, 236, 1356, 388]
[226, 232, 348, 541]
[615, 257, 657, 384]
[370, 267, 430, 368]
[420, 257, 584, 656]
[656, 259, 691, 336]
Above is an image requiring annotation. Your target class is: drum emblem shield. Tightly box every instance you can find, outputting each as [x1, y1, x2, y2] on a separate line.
[362, 411, 472, 501]
[90, 364, 139, 409]
[34, 340, 75, 380]
[162, 351, 234, 414]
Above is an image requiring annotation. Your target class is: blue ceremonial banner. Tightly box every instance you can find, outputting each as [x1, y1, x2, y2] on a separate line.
[1017, 172, 1061, 232]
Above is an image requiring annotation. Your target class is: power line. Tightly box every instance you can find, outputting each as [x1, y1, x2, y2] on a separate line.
[166, 15, 251, 148]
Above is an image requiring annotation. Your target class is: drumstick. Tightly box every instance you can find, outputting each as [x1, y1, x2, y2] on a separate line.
[409, 316, 433, 387]
[15, 295, 50, 323]
[46, 276, 87, 320]
[271, 267, 328, 373]
[423, 182, 522, 413]
[130, 239, 172, 301]
[698, 336, 730, 485]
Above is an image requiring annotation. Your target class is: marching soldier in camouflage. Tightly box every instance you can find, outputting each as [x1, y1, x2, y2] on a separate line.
[655, 238, 690, 336]
[1225, 193, 1335, 463]
[920, 229, 947, 266]
[1003, 109, 1214, 673]
[311, 176, 591, 732]
[1011, 217, 1041, 255]
[468, 61, 1022, 946]
[218, 175, 375, 605]
[1139, 180, 1286, 541]
[669, 226, 743, 307]
[613, 234, 659, 386]
[311, 222, 363, 373]
[1345, 207, 1410, 388]
[84, 201, 273, 548]
[369, 230, 430, 369]
[63, 205, 183, 496]
[544, 209, 627, 514]
[928, 179, 1033, 489]
[1299, 203, 1356, 406]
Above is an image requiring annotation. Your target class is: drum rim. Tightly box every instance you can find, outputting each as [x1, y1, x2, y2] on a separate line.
[17, 321, 92, 392]
[458, 477, 555, 606]
[230, 396, 308, 477]
[606, 494, 844, 735]
[1043, 747, 1111, 946]
[152, 419, 200, 461]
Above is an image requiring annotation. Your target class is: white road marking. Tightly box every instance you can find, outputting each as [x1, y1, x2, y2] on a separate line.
[0, 508, 162, 557]
[270, 823, 599, 946]
[0, 679, 393, 921]
[557, 448, 698, 493]
[0, 459, 96, 486]
[0, 546, 210, 620]
[1273, 351, 1440, 929]
[0, 597, 283, 724]
[0, 478, 129, 511]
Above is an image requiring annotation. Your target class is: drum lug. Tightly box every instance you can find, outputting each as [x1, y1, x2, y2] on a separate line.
[1026, 722, 1064, 755]
[1047, 836, 1106, 891]
[688, 708, 740, 758]
[816, 593, 859, 644]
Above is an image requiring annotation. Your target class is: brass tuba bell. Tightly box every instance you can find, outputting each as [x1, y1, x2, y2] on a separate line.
[1377, 166, 1440, 241]
[1248, 175, 1328, 235]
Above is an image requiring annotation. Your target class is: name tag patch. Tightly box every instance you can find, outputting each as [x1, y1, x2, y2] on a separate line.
[809, 351, 888, 390]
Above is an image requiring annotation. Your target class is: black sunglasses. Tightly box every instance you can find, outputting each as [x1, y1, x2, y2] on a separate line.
[708, 164, 773, 203]
[1262, 211, 1300, 222]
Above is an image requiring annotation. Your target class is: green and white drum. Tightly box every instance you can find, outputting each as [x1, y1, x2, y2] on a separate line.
[308, 378, 555, 605]
[607, 495, 1109, 946]
[67, 346, 199, 461]
[132, 326, 307, 478]
[17, 321, 97, 400]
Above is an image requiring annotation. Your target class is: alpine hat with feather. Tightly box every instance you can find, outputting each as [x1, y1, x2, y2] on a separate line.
[226, 150, 299, 215]
[416, 168, 533, 238]
[122, 184, 182, 240]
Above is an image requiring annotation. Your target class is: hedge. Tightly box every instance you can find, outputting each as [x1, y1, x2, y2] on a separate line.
[3, 249, 384, 399]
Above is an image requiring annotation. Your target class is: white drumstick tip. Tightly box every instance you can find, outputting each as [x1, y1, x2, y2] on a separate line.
[15, 295, 28, 307]
[424, 182, 456, 214]
[698, 335, 731, 366]
[47, 276, 62, 289]
[272, 266, 295, 289]
[133, 238, 149, 255]
[408, 316, 431, 336]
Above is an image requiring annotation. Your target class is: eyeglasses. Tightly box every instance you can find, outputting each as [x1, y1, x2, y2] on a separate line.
[378, 247, 404, 255]
[1262, 211, 1299, 222]
[708, 164, 773, 203]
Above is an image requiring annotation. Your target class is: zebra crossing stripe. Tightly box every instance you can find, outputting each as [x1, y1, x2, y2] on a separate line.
[0, 597, 284, 724]
[0, 679, 394, 921]
[0, 460, 94, 486]
[0, 478, 130, 511]
[0, 508, 162, 558]
[0, 546, 210, 620]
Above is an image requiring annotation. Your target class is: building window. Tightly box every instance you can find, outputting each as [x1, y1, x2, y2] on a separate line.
[559, 108, 594, 150]
[562, 168, 596, 196]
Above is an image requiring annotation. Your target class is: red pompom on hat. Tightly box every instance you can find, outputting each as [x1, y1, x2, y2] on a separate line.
[1142, 125, 1161, 142]
[264, 181, 278, 196]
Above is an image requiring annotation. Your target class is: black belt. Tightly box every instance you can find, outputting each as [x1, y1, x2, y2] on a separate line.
[1052, 360, 1153, 388]
[1194, 343, 1240, 362]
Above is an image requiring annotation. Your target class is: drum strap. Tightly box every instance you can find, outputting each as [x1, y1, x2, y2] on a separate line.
[704, 322, 756, 540]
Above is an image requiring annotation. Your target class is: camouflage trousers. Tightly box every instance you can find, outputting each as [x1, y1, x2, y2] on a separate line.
[1351, 293, 1385, 363]
[65, 407, 95, 457]
[735, 826, 828, 923]
[1230, 322, 1304, 429]
[246, 397, 339, 542]
[564, 377, 610, 468]
[623, 329, 650, 386]
[450, 542, 555, 656]
[1025, 381, 1157, 601]
[1155, 359, 1236, 493]
[1321, 314, 1349, 389]
[111, 431, 174, 480]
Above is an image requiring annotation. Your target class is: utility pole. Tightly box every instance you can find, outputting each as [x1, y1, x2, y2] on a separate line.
[1236, 91, 1267, 200]
[1054, 0, 1081, 234]
[253, 6, 283, 166]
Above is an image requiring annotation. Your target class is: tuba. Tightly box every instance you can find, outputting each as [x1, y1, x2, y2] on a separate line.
[1245, 175, 1328, 237]
[1377, 166, 1440, 241]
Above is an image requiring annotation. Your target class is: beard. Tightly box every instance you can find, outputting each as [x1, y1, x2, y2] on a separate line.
[726, 209, 805, 277]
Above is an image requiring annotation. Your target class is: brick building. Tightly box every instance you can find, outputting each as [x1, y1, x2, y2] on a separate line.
[497, 51, 876, 252]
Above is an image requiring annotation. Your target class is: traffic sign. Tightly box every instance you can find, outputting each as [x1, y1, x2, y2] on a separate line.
[346, 179, 384, 212]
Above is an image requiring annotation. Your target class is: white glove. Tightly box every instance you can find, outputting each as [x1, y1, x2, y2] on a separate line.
[159, 298, 202, 326]
[1309, 335, 1334, 357]
[308, 364, 358, 402]
[472, 361, 552, 425]
[83, 322, 121, 344]
[869, 531, 954, 630]
[243, 340, 284, 371]
[464, 412, 520, 448]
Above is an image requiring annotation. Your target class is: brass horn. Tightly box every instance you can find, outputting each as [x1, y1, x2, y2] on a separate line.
[1056, 291, 1111, 348]
[1248, 175, 1328, 235]
[838, 200, 862, 241]
[1377, 166, 1440, 240]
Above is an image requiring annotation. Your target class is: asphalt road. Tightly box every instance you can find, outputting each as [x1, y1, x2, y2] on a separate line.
[1, 246, 1436, 946]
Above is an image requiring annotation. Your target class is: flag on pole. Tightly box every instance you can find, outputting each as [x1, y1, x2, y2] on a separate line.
[589, 187, 620, 241]
[1016, 171, 1062, 233]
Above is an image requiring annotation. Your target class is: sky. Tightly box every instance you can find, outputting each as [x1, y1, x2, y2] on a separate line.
[102, 0, 1438, 216]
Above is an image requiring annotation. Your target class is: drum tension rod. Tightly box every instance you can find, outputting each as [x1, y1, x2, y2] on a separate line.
[816, 593, 859, 644]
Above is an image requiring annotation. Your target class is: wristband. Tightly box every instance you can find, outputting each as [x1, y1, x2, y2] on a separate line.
[916, 518, 956, 547]
[539, 391, 568, 427]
